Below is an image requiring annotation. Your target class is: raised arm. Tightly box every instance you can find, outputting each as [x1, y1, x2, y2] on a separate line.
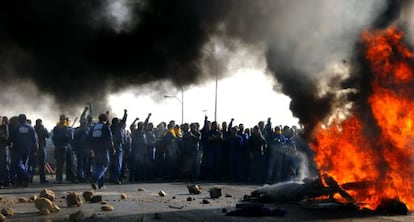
[144, 113, 151, 129]
[130, 117, 139, 131]
[121, 109, 128, 125]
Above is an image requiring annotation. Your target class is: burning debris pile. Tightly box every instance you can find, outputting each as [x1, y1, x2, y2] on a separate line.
[246, 174, 408, 215]
[242, 23, 414, 216]
[309, 26, 414, 212]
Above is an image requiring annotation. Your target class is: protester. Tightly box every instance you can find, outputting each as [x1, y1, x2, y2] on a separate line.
[88, 113, 114, 189]
[9, 114, 37, 187]
[52, 114, 75, 184]
[34, 119, 49, 183]
[0, 116, 9, 188]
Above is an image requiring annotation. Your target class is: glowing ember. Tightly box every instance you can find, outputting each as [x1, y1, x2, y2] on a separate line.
[311, 27, 414, 210]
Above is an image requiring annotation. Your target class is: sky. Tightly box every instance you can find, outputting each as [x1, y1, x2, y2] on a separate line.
[108, 68, 298, 129]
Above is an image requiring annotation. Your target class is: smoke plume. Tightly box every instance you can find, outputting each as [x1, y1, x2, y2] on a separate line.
[0, 0, 402, 132]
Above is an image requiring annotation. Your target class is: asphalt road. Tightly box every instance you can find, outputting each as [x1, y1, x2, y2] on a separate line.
[0, 176, 413, 222]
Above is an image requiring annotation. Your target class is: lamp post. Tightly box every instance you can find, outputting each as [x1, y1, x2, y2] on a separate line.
[164, 87, 184, 124]
[203, 48, 218, 122]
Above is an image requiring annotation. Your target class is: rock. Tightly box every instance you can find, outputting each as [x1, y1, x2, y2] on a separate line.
[69, 210, 85, 222]
[66, 192, 82, 207]
[137, 188, 145, 192]
[101, 205, 114, 211]
[101, 201, 107, 205]
[121, 193, 128, 200]
[39, 189, 55, 201]
[82, 191, 94, 201]
[29, 195, 37, 202]
[1, 208, 14, 216]
[158, 191, 166, 197]
[34, 197, 60, 215]
[186, 197, 192, 201]
[17, 197, 26, 203]
[187, 184, 202, 194]
[209, 187, 222, 199]
[172, 196, 176, 199]
[202, 199, 210, 204]
[225, 193, 232, 198]
[90, 195, 102, 203]
[168, 204, 184, 209]
[0, 214, 6, 222]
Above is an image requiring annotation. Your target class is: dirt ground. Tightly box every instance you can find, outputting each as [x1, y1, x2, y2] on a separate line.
[0, 180, 412, 222]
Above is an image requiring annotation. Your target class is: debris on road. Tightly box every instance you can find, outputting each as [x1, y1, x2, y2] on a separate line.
[209, 187, 222, 199]
[137, 188, 145, 192]
[34, 197, 60, 215]
[168, 204, 184, 209]
[66, 192, 82, 207]
[121, 193, 128, 200]
[1, 208, 14, 216]
[158, 191, 166, 197]
[82, 191, 94, 201]
[90, 195, 102, 203]
[202, 199, 210, 204]
[39, 189, 55, 202]
[101, 205, 114, 211]
[0, 214, 6, 222]
[29, 195, 37, 202]
[187, 184, 202, 194]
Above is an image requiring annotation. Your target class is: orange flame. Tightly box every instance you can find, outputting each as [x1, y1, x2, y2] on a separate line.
[311, 27, 414, 210]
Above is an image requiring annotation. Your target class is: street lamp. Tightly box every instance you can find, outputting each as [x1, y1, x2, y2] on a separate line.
[203, 48, 218, 122]
[164, 88, 184, 124]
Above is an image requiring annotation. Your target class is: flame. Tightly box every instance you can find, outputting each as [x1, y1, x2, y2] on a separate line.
[311, 27, 414, 210]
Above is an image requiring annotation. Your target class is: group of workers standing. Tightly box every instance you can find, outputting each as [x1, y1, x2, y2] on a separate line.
[0, 107, 315, 189]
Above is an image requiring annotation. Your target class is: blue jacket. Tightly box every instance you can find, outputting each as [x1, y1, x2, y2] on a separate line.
[88, 122, 113, 152]
[52, 124, 73, 147]
[10, 123, 37, 152]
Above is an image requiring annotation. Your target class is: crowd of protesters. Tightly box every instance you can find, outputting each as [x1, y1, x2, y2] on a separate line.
[0, 107, 317, 189]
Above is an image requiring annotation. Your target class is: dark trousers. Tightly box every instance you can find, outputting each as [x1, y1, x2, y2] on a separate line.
[55, 146, 76, 183]
[10, 148, 30, 185]
[76, 150, 89, 181]
[228, 151, 242, 181]
[110, 144, 123, 182]
[0, 145, 9, 185]
[37, 147, 47, 181]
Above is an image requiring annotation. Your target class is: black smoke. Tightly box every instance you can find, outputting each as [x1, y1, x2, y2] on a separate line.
[0, 0, 401, 133]
[0, 0, 227, 109]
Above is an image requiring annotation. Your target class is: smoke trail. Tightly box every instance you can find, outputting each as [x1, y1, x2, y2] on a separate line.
[0, 0, 396, 130]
